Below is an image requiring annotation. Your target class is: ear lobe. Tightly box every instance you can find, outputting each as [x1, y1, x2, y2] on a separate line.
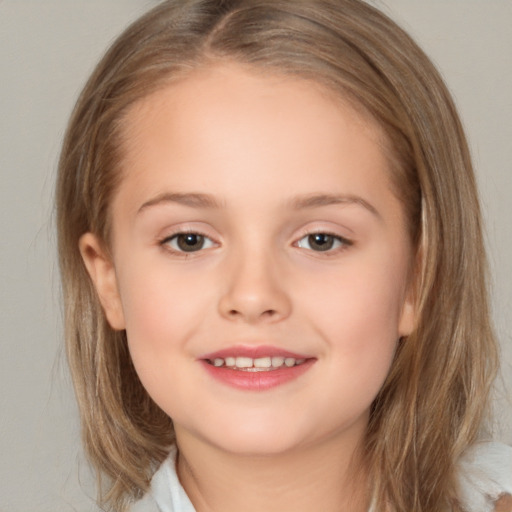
[398, 297, 416, 338]
[79, 233, 126, 330]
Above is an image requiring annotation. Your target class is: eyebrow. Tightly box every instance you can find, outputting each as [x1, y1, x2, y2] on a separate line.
[137, 192, 223, 214]
[289, 193, 380, 218]
[137, 191, 380, 218]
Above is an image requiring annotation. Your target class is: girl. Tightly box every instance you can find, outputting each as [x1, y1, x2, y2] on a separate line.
[56, 1, 512, 511]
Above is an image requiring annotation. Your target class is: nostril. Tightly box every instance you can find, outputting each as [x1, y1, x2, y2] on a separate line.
[219, 287, 292, 323]
[227, 308, 277, 319]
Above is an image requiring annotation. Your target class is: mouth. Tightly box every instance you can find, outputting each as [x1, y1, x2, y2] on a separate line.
[205, 356, 307, 371]
[200, 346, 315, 391]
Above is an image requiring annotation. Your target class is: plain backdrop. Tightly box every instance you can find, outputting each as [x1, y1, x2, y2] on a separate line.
[1, 1, 511, 510]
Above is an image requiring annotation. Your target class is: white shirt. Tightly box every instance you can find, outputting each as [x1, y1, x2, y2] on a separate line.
[130, 442, 512, 512]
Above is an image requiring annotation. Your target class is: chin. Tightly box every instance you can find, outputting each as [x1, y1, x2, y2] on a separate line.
[193, 417, 309, 457]
[215, 434, 304, 457]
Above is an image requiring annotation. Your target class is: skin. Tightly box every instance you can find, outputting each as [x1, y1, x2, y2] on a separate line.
[80, 63, 417, 512]
[495, 495, 512, 512]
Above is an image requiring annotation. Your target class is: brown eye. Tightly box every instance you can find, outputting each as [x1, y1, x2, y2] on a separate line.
[307, 233, 335, 251]
[296, 233, 350, 252]
[163, 233, 215, 253]
[177, 233, 205, 251]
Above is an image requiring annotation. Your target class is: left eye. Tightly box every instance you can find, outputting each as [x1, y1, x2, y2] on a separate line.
[296, 233, 349, 252]
[163, 233, 215, 253]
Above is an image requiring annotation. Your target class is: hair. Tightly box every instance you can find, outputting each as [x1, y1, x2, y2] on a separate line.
[56, 1, 499, 510]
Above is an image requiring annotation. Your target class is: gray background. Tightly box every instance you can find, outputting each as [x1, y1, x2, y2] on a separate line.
[1, 1, 510, 510]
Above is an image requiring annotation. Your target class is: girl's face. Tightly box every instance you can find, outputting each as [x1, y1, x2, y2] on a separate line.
[81, 64, 416, 456]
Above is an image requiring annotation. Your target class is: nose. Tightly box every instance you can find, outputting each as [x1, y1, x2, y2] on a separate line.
[218, 248, 292, 324]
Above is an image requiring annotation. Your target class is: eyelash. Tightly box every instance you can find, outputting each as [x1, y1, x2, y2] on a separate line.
[294, 231, 353, 255]
[159, 230, 353, 255]
[159, 230, 217, 254]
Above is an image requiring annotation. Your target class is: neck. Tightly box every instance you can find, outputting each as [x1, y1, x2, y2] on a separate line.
[175, 427, 369, 512]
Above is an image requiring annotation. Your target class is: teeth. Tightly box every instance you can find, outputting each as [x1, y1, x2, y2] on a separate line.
[271, 356, 284, 367]
[254, 357, 272, 368]
[235, 357, 253, 368]
[209, 356, 306, 370]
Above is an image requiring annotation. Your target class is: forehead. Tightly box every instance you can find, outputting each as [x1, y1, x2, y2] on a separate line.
[113, 63, 397, 216]
[121, 63, 389, 161]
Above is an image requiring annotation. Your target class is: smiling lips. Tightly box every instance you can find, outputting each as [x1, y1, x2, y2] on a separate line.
[200, 346, 315, 390]
[208, 355, 306, 371]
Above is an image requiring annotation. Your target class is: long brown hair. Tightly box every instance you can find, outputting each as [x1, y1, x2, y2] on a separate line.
[56, 1, 498, 510]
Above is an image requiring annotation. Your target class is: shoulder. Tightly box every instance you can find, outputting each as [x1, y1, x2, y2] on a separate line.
[458, 441, 512, 512]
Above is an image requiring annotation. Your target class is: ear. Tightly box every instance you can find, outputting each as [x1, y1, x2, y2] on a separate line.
[79, 233, 126, 330]
[398, 294, 416, 338]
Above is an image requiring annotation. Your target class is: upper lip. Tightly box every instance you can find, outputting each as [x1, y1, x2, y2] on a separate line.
[199, 345, 313, 361]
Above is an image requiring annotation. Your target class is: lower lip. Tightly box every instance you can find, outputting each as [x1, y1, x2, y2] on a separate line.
[200, 359, 315, 391]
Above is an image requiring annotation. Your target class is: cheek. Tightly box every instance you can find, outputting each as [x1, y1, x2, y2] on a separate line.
[304, 257, 406, 336]
[118, 255, 208, 326]
[299, 254, 407, 387]
[115, 262, 211, 378]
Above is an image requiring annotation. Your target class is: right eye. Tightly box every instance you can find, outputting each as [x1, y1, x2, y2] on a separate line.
[162, 232, 215, 253]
